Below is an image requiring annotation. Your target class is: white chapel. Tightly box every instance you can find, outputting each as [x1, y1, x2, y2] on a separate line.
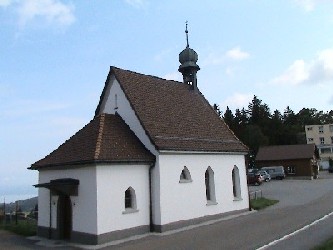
[30, 28, 249, 245]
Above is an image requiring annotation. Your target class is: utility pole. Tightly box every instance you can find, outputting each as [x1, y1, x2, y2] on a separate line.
[3, 197, 5, 225]
[15, 201, 18, 225]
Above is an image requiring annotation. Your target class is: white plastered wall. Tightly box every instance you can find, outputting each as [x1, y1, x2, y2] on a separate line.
[97, 75, 161, 225]
[38, 166, 97, 234]
[158, 152, 249, 226]
[95, 164, 150, 234]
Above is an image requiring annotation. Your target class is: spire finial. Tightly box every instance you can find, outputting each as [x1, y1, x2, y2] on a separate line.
[185, 20, 189, 48]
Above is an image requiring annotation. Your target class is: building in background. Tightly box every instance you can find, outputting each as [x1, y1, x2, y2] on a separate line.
[255, 144, 319, 180]
[305, 124, 333, 169]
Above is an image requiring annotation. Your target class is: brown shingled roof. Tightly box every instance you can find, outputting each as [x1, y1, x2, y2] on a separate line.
[30, 114, 155, 169]
[256, 144, 319, 161]
[96, 66, 248, 153]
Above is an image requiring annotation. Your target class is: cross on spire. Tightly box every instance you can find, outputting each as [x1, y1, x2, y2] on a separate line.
[185, 20, 189, 48]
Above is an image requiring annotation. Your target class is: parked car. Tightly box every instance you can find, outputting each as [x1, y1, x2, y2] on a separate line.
[329, 165, 333, 173]
[247, 172, 264, 185]
[248, 168, 258, 173]
[261, 166, 285, 180]
[258, 170, 271, 182]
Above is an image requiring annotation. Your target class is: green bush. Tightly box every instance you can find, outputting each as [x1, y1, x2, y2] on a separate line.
[0, 219, 37, 236]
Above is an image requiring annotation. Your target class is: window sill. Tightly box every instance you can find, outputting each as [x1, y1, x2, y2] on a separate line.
[179, 179, 193, 184]
[233, 197, 243, 201]
[206, 200, 218, 206]
[122, 208, 139, 214]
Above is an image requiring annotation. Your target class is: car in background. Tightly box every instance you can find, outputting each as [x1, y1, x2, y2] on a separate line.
[329, 165, 333, 173]
[261, 166, 286, 180]
[247, 172, 264, 185]
[258, 170, 271, 182]
[248, 168, 258, 173]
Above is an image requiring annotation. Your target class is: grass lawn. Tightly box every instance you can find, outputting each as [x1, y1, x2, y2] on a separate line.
[313, 237, 333, 250]
[250, 197, 279, 210]
[0, 219, 37, 236]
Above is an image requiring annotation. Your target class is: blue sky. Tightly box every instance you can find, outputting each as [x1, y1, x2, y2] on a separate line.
[1, 0, 333, 202]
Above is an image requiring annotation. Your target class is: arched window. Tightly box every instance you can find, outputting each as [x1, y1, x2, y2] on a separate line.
[124, 187, 137, 211]
[232, 166, 242, 200]
[179, 166, 192, 183]
[205, 167, 217, 204]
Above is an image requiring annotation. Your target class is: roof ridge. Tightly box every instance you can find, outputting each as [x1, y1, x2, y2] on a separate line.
[111, 66, 182, 84]
[94, 113, 106, 159]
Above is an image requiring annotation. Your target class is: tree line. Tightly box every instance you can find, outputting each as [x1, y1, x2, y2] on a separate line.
[214, 95, 333, 165]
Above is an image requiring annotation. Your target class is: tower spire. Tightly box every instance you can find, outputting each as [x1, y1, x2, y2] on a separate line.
[178, 21, 200, 92]
[185, 20, 189, 48]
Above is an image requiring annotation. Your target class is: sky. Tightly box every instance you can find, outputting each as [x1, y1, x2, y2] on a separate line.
[1, 0, 333, 202]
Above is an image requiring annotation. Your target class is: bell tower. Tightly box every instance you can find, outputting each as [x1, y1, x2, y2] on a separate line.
[178, 22, 200, 92]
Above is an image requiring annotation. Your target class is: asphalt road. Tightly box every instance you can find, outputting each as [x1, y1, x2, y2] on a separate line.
[2, 172, 333, 249]
[107, 193, 333, 250]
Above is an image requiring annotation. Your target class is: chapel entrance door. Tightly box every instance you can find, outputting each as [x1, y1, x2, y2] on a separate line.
[57, 195, 72, 240]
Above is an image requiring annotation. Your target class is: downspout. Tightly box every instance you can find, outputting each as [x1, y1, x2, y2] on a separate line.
[149, 162, 156, 232]
[248, 186, 251, 211]
[49, 191, 52, 239]
[245, 156, 251, 211]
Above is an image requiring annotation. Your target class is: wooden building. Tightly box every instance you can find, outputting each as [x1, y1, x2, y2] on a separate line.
[256, 144, 319, 179]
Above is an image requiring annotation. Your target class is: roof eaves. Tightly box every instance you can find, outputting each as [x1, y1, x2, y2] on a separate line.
[29, 158, 156, 170]
[158, 148, 248, 155]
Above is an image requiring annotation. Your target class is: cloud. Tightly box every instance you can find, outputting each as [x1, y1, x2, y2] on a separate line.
[17, 0, 75, 26]
[294, 0, 332, 12]
[294, 0, 317, 11]
[272, 60, 308, 85]
[202, 51, 225, 66]
[225, 47, 250, 61]
[220, 93, 253, 112]
[225, 67, 234, 76]
[272, 49, 333, 85]
[0, 0, 12, 7]
[203, 47, 250, 67]
[124, 0, 148, 8]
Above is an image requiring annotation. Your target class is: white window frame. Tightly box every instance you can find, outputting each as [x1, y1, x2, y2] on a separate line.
[287, 166, 296, 174]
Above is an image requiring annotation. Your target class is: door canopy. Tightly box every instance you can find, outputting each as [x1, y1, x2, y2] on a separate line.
[34, 178, 79, 196]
